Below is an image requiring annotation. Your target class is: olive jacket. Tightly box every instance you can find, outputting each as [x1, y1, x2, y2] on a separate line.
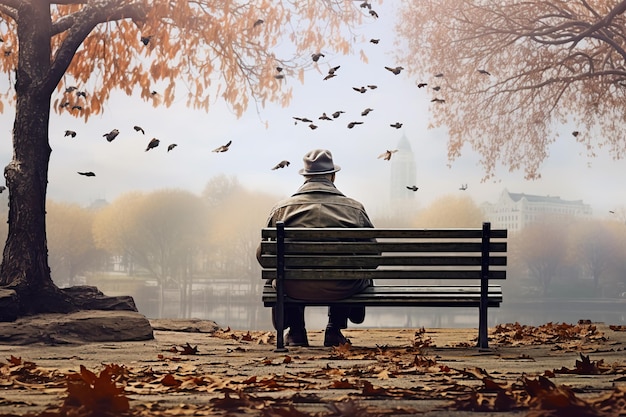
[258, 176, 373, 301]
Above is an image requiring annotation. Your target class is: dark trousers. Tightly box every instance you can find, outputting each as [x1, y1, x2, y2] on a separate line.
[273, 304, 364, 330]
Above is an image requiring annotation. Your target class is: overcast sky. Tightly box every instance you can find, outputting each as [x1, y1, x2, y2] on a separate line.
[0, 3, 623, 219]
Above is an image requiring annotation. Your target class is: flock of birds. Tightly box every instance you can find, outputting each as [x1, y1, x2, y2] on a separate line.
[63, 0, 478, 197]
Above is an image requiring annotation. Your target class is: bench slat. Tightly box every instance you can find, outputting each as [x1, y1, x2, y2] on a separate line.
[261, 269, 506, 280]
[262, 227, 508, 239]
[260, 254, 508, 268]
[260, 241, 507, 254]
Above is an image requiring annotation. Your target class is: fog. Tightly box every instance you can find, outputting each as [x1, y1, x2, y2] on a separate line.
[0, 2, 624, 330]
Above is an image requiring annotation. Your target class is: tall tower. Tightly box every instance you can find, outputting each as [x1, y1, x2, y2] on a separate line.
[390, 133, 417, 204]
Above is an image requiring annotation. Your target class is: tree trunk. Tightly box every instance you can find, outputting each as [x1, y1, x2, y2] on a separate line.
[0, 2, 138, 321]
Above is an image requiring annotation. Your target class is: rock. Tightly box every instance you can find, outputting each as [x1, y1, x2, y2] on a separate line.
[60, 285, 138, 311]
[0, 310, 153, 345]
[149, 318, 220, 333]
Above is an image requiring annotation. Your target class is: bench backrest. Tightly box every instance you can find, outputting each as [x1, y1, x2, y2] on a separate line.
[260, 222, 507, 281]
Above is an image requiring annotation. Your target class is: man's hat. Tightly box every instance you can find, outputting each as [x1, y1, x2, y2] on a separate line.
[298, 149, 341, 176]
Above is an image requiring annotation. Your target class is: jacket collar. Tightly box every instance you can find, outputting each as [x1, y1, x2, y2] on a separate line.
[292, 177, 345, 196]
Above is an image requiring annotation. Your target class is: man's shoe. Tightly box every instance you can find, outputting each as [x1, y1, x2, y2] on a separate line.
[324, 326, 351, 347]
[286, 328, 309, 347]
[348, 306, 365, 324]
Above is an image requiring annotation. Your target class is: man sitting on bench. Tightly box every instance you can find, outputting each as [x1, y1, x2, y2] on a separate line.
[257, 149, 374, 347]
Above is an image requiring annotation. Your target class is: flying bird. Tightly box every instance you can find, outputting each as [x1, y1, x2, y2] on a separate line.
[293, 116, 313, 124]
[71, 105, 82, 111]
[361, 108, 373, 116]
[417, 83, 428, 88]
[369, 9, 379, 18]
[145, 138, 160, 151]
[212, 140, 232, 152]
[572, 131, 580, 137]
[367, 84, 378, 90]
[370, 38, 380, 44]
[274, 74, 285, 79]
[332, 111, 345, 118]
[431, 98, 446, 103]
[434, 73, 444, 77]
[133, 125, 145, 134]
[76, 91, 87, 98]
[360, 1, 371, 9]
[385, 66, 404, 75]
[328, 65, 340, 75]
[323, 73, 336, 81]
[432, 86, 441, 91]
[140, 35, 152, 45]
[167, 143, 177, 152]
[77, 171, 95, 177]
[311, 52, 325, 62]
[609, 210, 615, 214]
[352, 86, 367, 93]
[253, 19, 264, 28]
[347, 121, 364, 129]
[272, 160, 290, 170]
[308, 123, 318, 130]
[459, 184, 468, 190]
[0, 186, 6, 193]
[65, 86, 77, 93]
[378, 150, 398, 161]
[103, 129, 119, 142]
[477, 69, 491, 76]
[64, 130, 77, 138]
[390, 122, 403, 129]
[319, 113, 332, 121]
[406, 186, 419, 191]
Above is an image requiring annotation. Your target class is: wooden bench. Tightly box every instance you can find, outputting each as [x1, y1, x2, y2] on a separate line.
[260, 221, 507, 351]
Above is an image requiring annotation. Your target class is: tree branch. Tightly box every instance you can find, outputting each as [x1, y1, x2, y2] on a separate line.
[43, 0, 147, 94]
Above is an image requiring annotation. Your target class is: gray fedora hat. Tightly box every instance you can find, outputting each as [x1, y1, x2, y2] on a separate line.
[298, 149, 341, 176]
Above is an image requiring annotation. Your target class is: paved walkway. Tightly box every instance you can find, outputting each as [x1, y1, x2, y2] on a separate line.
[0, 321, 624, 416]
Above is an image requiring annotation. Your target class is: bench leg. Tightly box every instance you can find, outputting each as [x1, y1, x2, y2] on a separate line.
[273, 306, 288, 352]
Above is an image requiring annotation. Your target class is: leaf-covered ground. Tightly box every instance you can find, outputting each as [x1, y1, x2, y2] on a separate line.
[0, 322, 625, 416]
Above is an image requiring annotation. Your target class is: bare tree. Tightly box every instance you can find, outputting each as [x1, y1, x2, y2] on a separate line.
[397, 1, 626, 180]
[0, 1, 371, 319]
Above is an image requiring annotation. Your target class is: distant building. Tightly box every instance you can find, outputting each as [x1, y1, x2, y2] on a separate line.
[481, 189, 593, 232]
[390, 133, 417, 206]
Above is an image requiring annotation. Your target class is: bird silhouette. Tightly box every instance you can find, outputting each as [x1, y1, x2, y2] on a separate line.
[347, 121, 364, 129]
[145, 138, 160, 151]
[360, 1, 371, 9]
[103, 129, 119, 142]
[328, 65, 340, 75]
[459, 184, 468, 190]
[71, 105, 82, 111]
[59, 101, 70, 108]
[477, 69, 491, 76]
[367, 84, 378, 90]
[65, 86, 78, 93]
[308, 123, 318, 130]
[311, 52, 325, 62]
[353, 86, 367, 93]
[406, 185, 419, 191]
[332, 111, 345, 118]
[572, 131, 580, 137]
[385, 66, 404, 75]
[378, 150, 398, 160]
[390, 122, 403, 129]
[64, 130, 77, 138]
[431, 98, 446, 103]
[0, 185, 5, 193]
[276, 66, 283, 72]
[78, 171, 95, 177]
[76, 91, 87, 98]
[434, 73, 444, 77]
[369, 9, 379, 18]
[272, 160, 290, 170]
[133, 125, 145, 134]
[167, 143, 177, 152]
[432, 86, 441, 91]
[274, 74, 285, 79]
[212, 140, 232, 152]
[370, 38, 379, 44]
[140, 35, 152, 45]
[361, 108, 373, 116]
[253, 19, 264, 28]
[319, 113, 332, 121]
[417, 83, 427, 88]
[293, 116, 313, 124]
[609, 210, 615, 214]
[323, 73, 336, 81]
